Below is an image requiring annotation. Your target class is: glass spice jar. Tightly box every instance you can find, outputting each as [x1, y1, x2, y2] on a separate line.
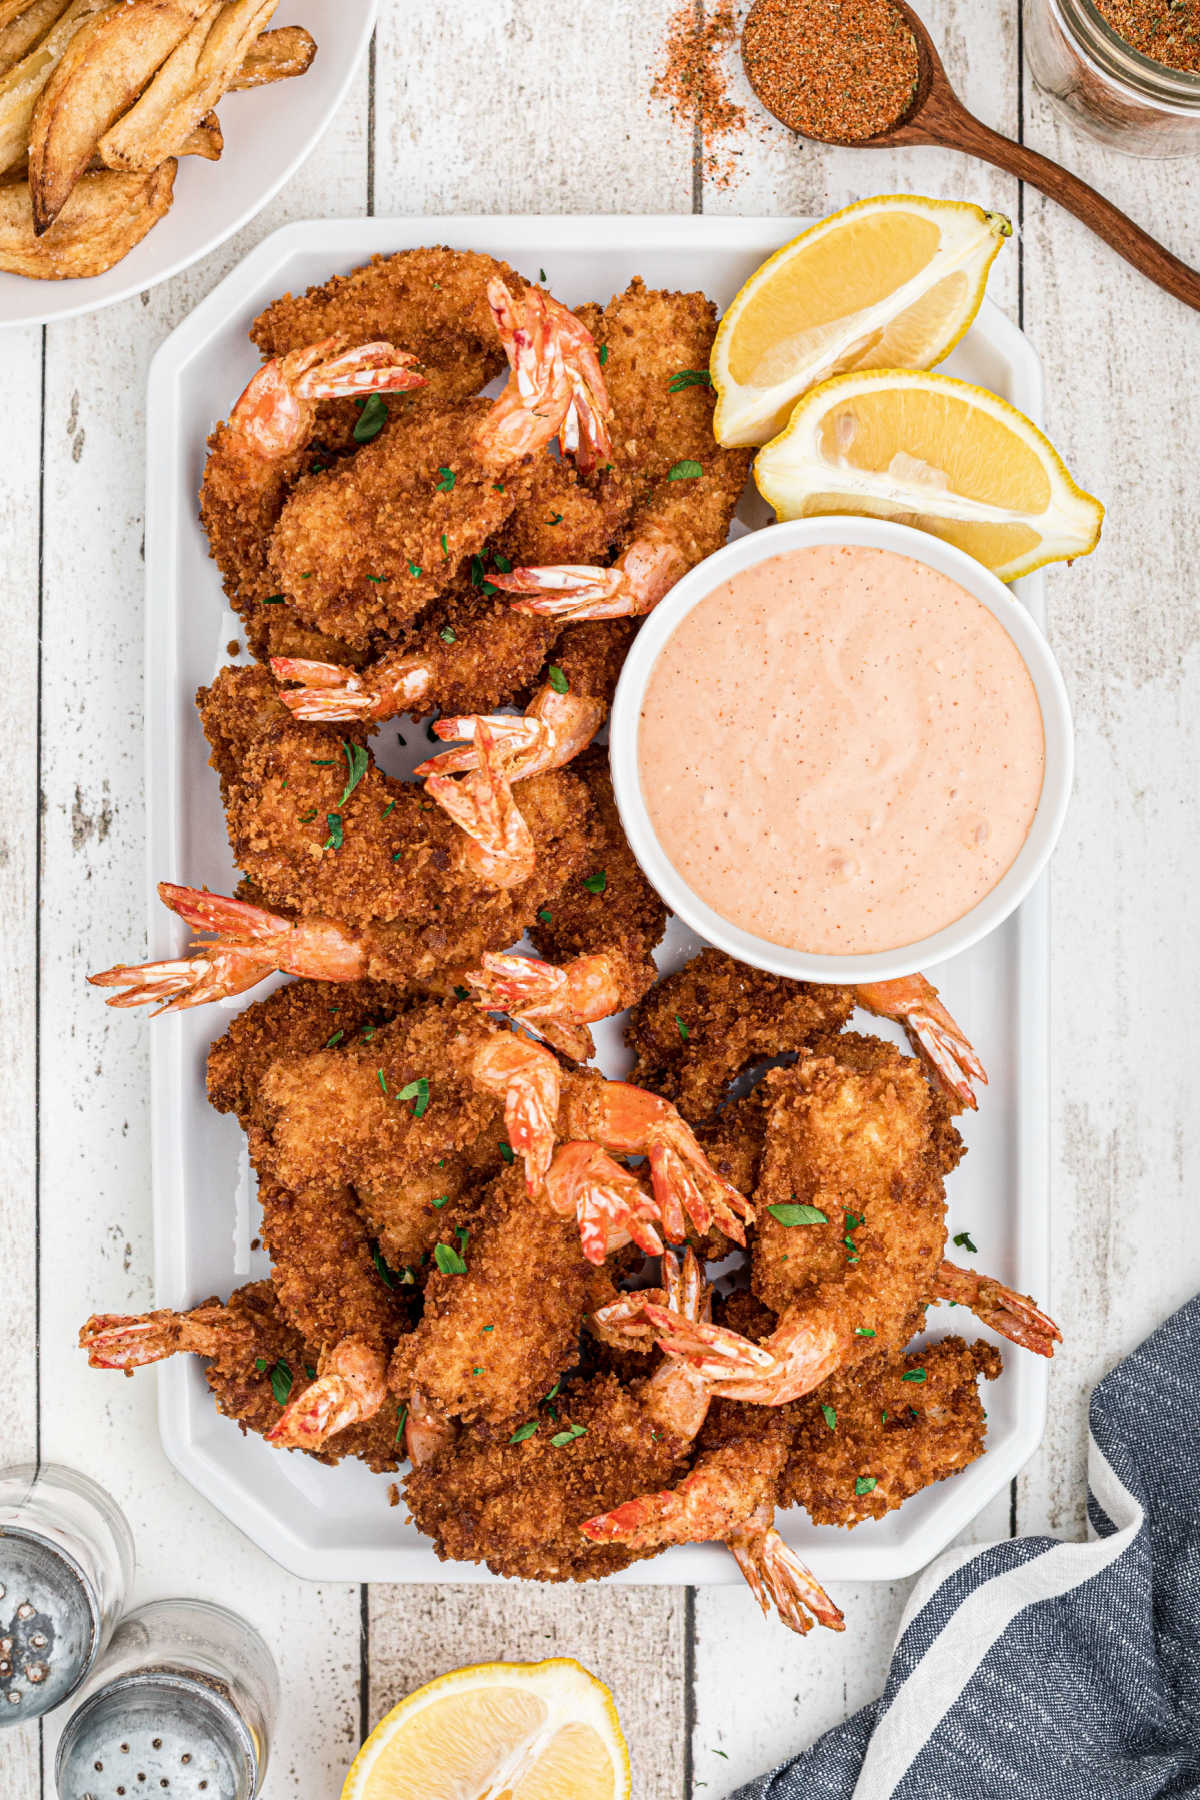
[1024, 0, 1200, 155]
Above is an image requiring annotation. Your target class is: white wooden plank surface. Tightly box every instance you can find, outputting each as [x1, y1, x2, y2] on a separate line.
[4, 3, 1200, 1797]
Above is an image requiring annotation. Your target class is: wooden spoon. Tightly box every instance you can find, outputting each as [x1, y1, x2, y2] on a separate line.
[742, 0, 1200, 312]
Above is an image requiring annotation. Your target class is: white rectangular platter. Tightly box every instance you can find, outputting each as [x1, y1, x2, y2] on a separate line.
[145, 215, 1050, 1586]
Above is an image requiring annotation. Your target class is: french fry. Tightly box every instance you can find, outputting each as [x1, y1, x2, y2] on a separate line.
[0, 0, 105, 175]
[229, 23, 316, 89]
[27, 0, 211, 233]
[97, 0, 276, 174]
[0, 157, 174, 276]
[0, 0, 72, 84]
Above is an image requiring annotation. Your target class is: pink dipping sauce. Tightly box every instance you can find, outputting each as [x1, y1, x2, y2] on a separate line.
[638, 544, 1045, 955]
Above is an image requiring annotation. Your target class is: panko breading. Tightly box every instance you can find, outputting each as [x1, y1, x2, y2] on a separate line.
[206, 974, 409, 1131]
[626, 947, 856, 1121]
[752, 1036, 959, 1354]
[390, 1162, 608, 1432]
[251, 247, 523, 408]
[404, 1370, 693, 1581]
[784, 1338, 1002, 1525]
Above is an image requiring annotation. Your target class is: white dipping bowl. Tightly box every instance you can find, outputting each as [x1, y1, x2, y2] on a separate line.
[609, 515, 1074, 984]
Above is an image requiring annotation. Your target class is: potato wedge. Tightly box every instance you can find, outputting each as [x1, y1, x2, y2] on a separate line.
[28, 0, 210, 233]
[178, 105, 221, 159]
[230, 23, 316, 89]
[0, 0, 72, 82]
[98, 0, 276, 173]
[0, 157, 174, 276]
[0, 0, 105, 175]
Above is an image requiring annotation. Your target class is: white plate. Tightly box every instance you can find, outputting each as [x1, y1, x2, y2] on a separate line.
[0, 2, 376, 329]
[144, 215, 1051, 1586]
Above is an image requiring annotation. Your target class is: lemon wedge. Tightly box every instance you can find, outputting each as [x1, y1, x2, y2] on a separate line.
[754, 367, 1103, 580]
[711, 195, 1011, 447]
[341, 1658, 630, 1800]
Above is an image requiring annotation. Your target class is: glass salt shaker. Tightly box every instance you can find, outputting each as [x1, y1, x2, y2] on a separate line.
[1025, 0, 1200, 155]
[0, 1464, 135, 1725]
[55, 1599, 279, 1800]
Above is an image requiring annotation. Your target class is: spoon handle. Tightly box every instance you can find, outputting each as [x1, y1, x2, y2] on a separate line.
[922, 98, 1200, 312]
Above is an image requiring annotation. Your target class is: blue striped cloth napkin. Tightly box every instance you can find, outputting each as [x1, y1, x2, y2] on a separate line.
[731, 1295, 1200, 1800]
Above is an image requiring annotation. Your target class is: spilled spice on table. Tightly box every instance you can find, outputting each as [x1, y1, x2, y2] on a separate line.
[651, 0, 749, 187]
[1092, 0, 1200, 72]
[742, 0, 920, 140]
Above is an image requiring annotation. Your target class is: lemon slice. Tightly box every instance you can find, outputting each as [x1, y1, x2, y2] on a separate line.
[711, 195, 1011, 447]
[341, 1658, 630, 1800]
[754, 367, 1103, 580]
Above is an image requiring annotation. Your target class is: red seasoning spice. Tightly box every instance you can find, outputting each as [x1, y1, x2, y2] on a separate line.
[741, 0, 920, 141]
[1092, 0, 1200, 71]
[651, 0, 749, 187]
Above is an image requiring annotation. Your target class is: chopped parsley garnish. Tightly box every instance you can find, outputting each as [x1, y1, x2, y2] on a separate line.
[539, 267, 547, 282]
[668, 458, 703, 480]
[255, 1357, 268, 1372]
[510, 1420, 538, 1444]
[298, 808, 318, 823]
[435, 466, 456, 492]
[901, 1368, 927, 1383]
[481, 1324, 494, 1333]
[953, 1230, 978, 1254]
[821, 1403, 837, 1431]
[377, 1068, 388, 1095]
[310, 758, 335, 765]
[598, 344, 609, 366]
[335, 740, 369, 809]
[472, 1366, 483, 1375]
[398, 1076, 430, 1118]
[547, 663, 569, 695]
[311, 460, 327, 475]
[269, 1359, 293, 1406]
[408, 561, 422, 577]
[582, 870, 607, 893]
[323, 813, 344, 851]
[353, 394, 388, 443]
[326, 1029, 344, 1048]
[492, 551, 513, 572]
[372, 1246, 397, 1288]
[453, 984, 470, 1001]
[434, 1241, 467, 1275]
[470, 553, 498, 594]
[262, 594, 284, 605]
[432, 1194, 449, 1210]
[843, 1208, 862, 1265]
[537, 908, 553, 923]
[440, 626, 457, 643]
[365, 573, 388, 583]
[855, 1326, 876, 1338]
[499, 1141, 515, 1164]
[668, 369, 713, 392]
[675, 1015, 690, 1040]
[395, 1403, 408, 1445]
[547, 511, 563, 525]
[766, 1202, 827, 1227]
[492, 481, 505, 493]
[855, 1476, 878, 1496]
[550, 1423, 587, 1447]
[441, 532, 450, 559]
[361, 1025, 376, 1041]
